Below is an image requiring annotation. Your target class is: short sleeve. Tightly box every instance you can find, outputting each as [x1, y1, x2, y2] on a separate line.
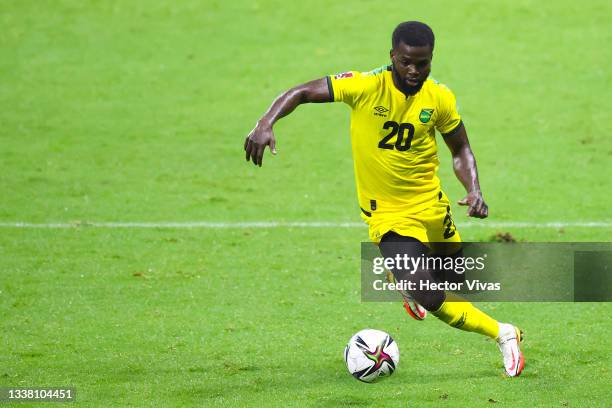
[435, 83, 462, 136]
[328, 71, 366, 107]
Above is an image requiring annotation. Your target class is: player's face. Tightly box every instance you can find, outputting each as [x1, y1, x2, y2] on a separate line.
[390, 42, 432, 95]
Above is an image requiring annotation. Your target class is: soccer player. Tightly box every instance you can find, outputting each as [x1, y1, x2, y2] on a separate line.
[244, 21, 524, 377]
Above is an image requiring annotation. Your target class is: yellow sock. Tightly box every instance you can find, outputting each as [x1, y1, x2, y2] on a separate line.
[432, 293, 500, 339]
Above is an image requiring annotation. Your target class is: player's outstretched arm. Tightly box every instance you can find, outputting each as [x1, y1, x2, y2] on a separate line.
[244, 77, 332, 166]
[443, 123, 488, 218]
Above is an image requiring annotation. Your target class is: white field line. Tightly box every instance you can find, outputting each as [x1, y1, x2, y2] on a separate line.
[0, 221, 611, 229]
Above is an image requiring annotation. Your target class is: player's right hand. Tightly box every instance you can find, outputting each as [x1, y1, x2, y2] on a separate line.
[244, 122, 277, 167]
[457, 191, 488, 218]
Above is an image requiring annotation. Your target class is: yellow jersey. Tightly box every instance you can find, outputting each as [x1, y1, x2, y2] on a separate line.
[328, 65, 462, 218]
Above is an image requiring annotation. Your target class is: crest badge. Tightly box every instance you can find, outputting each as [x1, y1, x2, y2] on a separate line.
[419, 108, 434, 123]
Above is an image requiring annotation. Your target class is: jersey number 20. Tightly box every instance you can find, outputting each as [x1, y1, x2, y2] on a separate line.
[378, 121, 415, 151]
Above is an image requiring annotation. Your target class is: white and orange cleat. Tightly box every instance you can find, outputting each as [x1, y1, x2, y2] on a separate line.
[496, 323, 525, 377]
[385, 270, 427, 321]
[401, 293, 427, 321]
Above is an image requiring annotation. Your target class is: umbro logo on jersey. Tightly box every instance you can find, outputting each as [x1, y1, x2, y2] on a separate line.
[373, 106, 389, 117]
[374, 106, 389, 113]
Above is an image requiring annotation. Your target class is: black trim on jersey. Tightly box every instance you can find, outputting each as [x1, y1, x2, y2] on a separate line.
[442, 120, 464, 138]
[360, 207, 372, 217]
[386, 65, 392, 71]
[326, 76, 334, 101]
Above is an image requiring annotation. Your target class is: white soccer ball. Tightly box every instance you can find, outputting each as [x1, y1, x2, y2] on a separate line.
[344, 329, 400, 383]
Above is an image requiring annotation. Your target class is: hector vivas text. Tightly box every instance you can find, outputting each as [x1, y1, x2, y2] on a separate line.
[371, 253, 501, 292]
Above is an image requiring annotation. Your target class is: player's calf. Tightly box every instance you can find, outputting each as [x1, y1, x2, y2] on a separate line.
[379, 232, 445, 314]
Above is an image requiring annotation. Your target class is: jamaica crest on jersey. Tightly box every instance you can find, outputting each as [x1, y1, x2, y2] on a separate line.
[419, 108, 434, 123]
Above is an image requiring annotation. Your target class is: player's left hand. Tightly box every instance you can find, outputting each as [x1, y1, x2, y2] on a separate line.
[458, 191, 488, 218]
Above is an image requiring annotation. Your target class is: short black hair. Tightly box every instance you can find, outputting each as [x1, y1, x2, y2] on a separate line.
[392, 21, 435, 50]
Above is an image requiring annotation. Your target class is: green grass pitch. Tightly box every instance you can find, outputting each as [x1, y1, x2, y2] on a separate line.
[1, 1, 611, 406]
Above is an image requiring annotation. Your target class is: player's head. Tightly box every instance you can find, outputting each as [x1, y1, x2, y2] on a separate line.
[390, 21, 435, 96]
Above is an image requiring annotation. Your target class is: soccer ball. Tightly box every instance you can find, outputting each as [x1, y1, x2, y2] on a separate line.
[344, 329, 400, 383]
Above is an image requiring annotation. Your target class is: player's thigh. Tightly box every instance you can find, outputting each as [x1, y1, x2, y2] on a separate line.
[425, 192, 462, 255]
[368, 213, 429, 244]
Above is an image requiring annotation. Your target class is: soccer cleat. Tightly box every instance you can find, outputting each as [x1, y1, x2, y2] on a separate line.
[402, 297, 427, 320]
[496, 323, 525, 377]
[385, 270, 427, 321]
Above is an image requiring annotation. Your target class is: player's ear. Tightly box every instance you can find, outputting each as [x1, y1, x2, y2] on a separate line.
[389, 48, 394, 61]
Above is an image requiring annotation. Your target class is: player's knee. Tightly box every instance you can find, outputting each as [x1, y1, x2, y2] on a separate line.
[430, 249, 466, 285]
[411, 290, 445, 311]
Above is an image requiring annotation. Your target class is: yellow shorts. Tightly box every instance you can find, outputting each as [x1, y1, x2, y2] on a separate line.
[364, 191, 462, 251]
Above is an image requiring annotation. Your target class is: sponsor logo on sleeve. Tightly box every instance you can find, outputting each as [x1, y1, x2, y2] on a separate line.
[334, 72, 354, 79]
